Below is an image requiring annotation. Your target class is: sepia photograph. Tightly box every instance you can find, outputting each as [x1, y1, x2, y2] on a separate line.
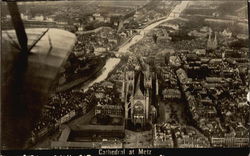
[1, 0, 249, 154]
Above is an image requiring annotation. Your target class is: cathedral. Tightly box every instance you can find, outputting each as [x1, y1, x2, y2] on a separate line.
[207, 29, 218, 51]
[121, 64, 158, 128]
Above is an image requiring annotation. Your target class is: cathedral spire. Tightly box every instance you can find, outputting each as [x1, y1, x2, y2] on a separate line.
[134, 74, 144, 99]
[207, 30, 212, 49]
[213, 32, 218, 48]
[156, 74, 159, 95]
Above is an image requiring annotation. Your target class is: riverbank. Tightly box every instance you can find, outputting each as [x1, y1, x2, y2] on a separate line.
[80, 58, 121, 92]
[56, 57, 107, 92]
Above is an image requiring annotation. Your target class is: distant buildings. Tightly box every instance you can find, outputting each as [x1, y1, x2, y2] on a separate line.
[20, 13, 29, 20]
[221, 29, 232, 38]
[56, 21, 68, 25]
[31, 91, 88, 143]
[162, 89, 181, 100]
[93, 13, 105, 22]
[174, 39, 249, 147]
[177, 135, 209, 148]
[154, 49, 174, 66]
[211, 133, 249, 147]
[94, 47, 106, 55]
[153, 124, 174, 148]
[194, 49, 206, 56]
[236, 34, 248, 40]
[133, 10, 143, 19]
[32, 14, 45, 21]
[163, 23, 180, 31]
[95, 104, 123, 117]
[188, 30, 207, 38]
[90, 13, 111, 23]
[153, 123, 210, 148]
[19, 13, 55, 23]
[235, 6, 248, 19]
[205, 18, 235, 25]
[46, 17, 54, 22]
[51, 124, 124, 149]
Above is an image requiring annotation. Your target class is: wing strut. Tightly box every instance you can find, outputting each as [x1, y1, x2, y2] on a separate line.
[7, 1, 28, 53]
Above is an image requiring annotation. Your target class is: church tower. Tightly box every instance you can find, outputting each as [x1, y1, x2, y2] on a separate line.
[126, 71, 135, 96]
[144, 64, 152, 89]
[156, 74, 159, 96]
[207, 30, 213, 50]
[213, 32, 218, 49]
[145, 87, 150, 121]
[123, 70, 135, 123]
[207, 29, 218, 51]
[121, 71, 126, 102]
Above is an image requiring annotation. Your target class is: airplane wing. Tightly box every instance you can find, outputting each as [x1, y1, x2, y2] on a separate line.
[2, 28, 77, 93]
[1, 28, 76, 149]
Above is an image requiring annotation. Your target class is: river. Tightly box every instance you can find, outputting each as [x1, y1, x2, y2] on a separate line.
[80, 58, 120, 91]
[81, 1, 189, 92]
